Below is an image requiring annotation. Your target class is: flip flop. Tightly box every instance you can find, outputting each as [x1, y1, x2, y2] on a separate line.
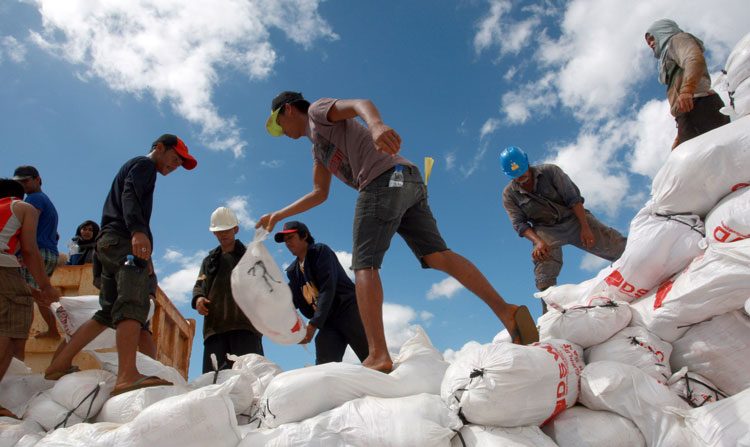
[510, 305, 539, 345]
[44, 365, 81, 381]
[111, 376, 173, 397]
[0, 406, 19, 419]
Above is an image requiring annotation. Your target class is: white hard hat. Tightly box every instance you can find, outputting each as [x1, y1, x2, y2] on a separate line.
[209, 207, 239, 232]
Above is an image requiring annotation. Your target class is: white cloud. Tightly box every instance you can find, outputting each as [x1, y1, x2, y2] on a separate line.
[445, 153, 456, 170]
[426, 277, 465, 300]
[342, 302, 432, 363]
[474, 0, 539, 57]
[260, 160, 284, 169]
[473, 0, 511, 55]
[501, 73, 557, 124]
[382, 302, 421, 353]
[629, 99, 674, 178]
[543, 124, 632, 218]
[579, 253, 610, 272]
[225, 195, 255, 229]
[334, 250, 354, 280]
[443, 340, 484, 364]
[479, 118, 500, 140]
[27, 0, 337, 156]
[158, 248, 208, 303]
[0, 36, 26, 64]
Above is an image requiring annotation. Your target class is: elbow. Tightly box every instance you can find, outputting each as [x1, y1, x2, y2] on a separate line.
[313, 188, 329, 204]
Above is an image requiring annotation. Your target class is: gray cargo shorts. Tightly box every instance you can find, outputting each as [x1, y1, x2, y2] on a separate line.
[92, 232, 151, 328]
[352, 165, 448, 270]
[533, 212, 626, 291]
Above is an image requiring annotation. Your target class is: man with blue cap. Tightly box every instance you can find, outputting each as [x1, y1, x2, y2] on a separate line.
[645, 19, 729, 149]
[500, 146, 626, 311]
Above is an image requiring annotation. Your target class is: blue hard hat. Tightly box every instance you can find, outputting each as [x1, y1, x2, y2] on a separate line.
[500, 146, 529, 179]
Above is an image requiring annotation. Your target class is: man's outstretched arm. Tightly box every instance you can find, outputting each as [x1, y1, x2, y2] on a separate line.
[257, 161, 332, 232]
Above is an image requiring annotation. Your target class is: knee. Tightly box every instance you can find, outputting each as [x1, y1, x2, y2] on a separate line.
[422, 250, 452, 270]
[536, 278, 556, 291]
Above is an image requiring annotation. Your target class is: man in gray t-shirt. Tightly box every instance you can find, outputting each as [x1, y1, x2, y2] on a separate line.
[258, 91, 538, 373]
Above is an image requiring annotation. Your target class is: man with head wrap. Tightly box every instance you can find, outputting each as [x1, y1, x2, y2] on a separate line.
[645, 19, 729, 149]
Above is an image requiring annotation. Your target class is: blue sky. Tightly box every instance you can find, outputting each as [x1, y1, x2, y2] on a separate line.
[1, 0, 747, 378]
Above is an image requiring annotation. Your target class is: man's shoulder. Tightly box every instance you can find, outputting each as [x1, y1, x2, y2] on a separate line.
[309, 242, 334, 256]
[121, 156, 155, 172]
[25, 192, 53, 209]
[535, 163, 562, 173]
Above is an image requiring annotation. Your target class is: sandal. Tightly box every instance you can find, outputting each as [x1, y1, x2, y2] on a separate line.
[510, 305, 539, 345]
[44, 365, 81, 381]
[110, 376, 173, 397]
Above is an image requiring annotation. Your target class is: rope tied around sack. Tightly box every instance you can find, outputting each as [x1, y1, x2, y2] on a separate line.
[55, 382, 102, 429]
[469, 368, 485, 379]
[451, 368, 489, 426]
[679, 374, 728, 408]
[562, 300, 618, 314]
[653, 213, 706, 237]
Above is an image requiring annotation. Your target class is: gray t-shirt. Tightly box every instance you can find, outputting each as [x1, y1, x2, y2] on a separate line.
[307, 98, 413, 191]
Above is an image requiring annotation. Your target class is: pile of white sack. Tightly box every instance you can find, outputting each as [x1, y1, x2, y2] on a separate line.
[2, 33, 750, 447]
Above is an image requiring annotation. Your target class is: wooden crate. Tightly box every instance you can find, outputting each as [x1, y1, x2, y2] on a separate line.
[24, 265, 195, 379]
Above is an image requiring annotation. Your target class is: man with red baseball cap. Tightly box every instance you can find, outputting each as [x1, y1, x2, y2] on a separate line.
[46, 134, 197, 395]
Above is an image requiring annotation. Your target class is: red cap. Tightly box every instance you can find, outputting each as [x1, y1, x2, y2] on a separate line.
[154, 134, 197, 170]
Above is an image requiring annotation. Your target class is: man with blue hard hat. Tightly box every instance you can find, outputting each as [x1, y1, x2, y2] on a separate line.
[500, 146, 626, 312]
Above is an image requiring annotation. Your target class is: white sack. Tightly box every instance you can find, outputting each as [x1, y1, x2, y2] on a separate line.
[668, 368, 726, 408]
[0, 359, 54, 418]
[629, 238, 750, 342]
[95, 385, 190, 424]
[23, 392, 83, 431]
[538, 300, 631, 348]
[669, 386, 750, 447]
[36, 380, 242, 447]
[93, 351, 187, 387]
[728, 77, 750, 119]
[451, 424, 557, 447]
[14, 433, 44, 447]
[190, 369, 256, 415]
[579, 361, 692, 447]
[746, 297, 750, 316]
[705, 186, 750, 243]
[535, 266, 614, 309]
[650, 114, 750, 217]
[719, 31, 750, 93]
[441, 340, 584, 427]
[259, 326, 447, 428]
[589, 205, 705, 302]
[584, 326, 672, 382]
[49, 370, 115, 419]
[230, 230, 305, 345]
[670, 310, 750, 395]
[541, 406, 646, 447]
[0, 417, 44, 447]
[241, 394, 461, 447]
[51, 296, 154, 351]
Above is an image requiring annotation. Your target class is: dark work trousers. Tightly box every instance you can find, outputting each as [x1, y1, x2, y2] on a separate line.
[315, 302, 369, 365]
[675, 93, 730, 147]
[202, 329, 264, 373]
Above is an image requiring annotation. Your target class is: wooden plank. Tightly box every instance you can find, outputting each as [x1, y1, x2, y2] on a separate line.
[26, 265, 195, 379]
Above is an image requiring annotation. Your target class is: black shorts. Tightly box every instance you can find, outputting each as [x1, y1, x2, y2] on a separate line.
[352, 166, 448, 270]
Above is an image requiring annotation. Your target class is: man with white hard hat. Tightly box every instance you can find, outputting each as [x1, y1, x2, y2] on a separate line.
[192, 206, 263, 372]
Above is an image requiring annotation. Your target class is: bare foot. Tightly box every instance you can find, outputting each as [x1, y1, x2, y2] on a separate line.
[362, 354, 393, 373]
[34, 330, 61, 339]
